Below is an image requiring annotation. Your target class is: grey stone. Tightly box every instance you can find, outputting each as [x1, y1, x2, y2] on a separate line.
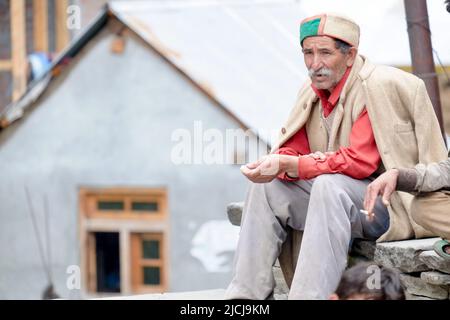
[405, 292, 435, 300]
[421, 271, 450, 285]
[347, 254, 371, 269]
[400, 274, 448, 300]
[351, 239, 376, 260]
[373, 238, 440, 273]
[227, 202, 244, 226]
[419, 250, 450, 274]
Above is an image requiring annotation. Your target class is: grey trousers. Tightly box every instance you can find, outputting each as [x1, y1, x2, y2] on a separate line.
[225, 174, 390, 300]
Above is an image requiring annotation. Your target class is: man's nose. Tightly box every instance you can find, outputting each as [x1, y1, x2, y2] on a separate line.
[310, 55, 323, 71]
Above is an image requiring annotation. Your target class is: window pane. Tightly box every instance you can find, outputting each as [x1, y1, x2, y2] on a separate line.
[95, 232, 121, 293]
[98, 201, 124, 211]
[132, 201, 158, 212]
[142, 240, 159, 259]
[143, 267, 160, 285]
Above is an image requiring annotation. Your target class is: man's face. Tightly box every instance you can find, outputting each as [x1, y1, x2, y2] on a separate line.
[302, 36, 355, 91]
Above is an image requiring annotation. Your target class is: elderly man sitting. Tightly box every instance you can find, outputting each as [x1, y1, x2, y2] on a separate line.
[225, 13, 447, 300]
[364, 156, 450, 260]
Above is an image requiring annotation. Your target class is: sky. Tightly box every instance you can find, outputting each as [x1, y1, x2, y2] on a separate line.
[298, 0, 450, 65]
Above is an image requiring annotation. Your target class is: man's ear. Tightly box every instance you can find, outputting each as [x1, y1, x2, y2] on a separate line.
[346, 47, 358, 67]
[329, 293, 340, 300]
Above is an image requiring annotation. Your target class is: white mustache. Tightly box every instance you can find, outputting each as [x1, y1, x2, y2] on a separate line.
[308, 68, 332, 77]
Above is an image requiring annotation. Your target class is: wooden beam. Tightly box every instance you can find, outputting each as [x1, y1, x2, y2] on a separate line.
[33, 0, 49, 52]
[11, 0, 28, 101]
[120, 231, 131, 294]
[55, 0, 69, 52]
[0, 60, 12, 71]
[87, 233, 97, 293]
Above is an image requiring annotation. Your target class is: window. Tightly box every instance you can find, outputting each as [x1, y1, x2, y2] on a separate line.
[98, 200, 124, 211]
[80, 187, 169, 296]
[131, 233, 167, 292]
[83, 188, 167, 219]
[132, 201, 158, 212]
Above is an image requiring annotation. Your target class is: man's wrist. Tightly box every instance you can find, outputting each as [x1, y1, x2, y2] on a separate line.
[395, 167, 418, 192]
[281, 155, 299, 177]
[390, 168, 399, 178]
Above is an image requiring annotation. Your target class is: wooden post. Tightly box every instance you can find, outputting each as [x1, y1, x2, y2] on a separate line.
[33, 0, 49, 53]
[55, 0, 69, 52]
[0, 60, 12, 71]
[10, 0, 28, 102]
[404, 0, 446, 141]
[86, 233, 97, 293]
[120, 230, 131, 295]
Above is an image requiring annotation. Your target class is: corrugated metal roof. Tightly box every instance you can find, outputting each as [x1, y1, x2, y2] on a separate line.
[109, 0, 308, 144]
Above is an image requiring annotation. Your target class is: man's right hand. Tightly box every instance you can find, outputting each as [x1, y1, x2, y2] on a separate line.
[240, 154, 300, 183]
[364, 169, 399, 217]
[240, 155, 285, 183]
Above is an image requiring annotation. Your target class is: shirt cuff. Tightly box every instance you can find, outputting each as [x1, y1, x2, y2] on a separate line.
[396, 168, 418, 192]
[298, 156, 319, 180]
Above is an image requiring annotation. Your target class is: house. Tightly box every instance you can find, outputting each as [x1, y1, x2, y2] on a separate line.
[1, 0, 448, 300]
[0, 0, 306, 299]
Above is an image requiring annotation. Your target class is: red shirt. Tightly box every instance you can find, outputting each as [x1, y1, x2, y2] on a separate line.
[276, 68, 381, 181]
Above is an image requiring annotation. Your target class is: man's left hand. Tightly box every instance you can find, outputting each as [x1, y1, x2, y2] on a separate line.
[364, 169, 399, 219]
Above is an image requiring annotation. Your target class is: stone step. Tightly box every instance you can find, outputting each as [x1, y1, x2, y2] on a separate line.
[405, 292, 436, 300]
[374, 238, 440, 273]
[419, 250, 450, 274]
[400, 274, 449, 300]
[421, 271, 450, 285]
[351, 239, 376, 260]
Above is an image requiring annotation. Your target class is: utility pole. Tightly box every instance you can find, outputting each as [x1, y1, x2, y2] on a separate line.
[404, 0, 446, 142]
